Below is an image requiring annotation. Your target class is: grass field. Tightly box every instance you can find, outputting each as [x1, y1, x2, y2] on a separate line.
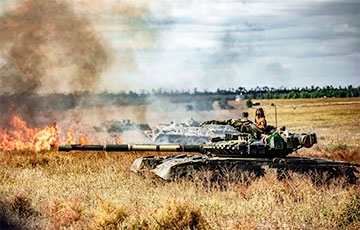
[0, 98, 359, 229]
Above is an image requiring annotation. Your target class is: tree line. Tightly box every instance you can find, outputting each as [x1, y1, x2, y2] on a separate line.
[1, 85, 358, 114]
[246, 85, 360, 99]
[103, 85, 360, 99]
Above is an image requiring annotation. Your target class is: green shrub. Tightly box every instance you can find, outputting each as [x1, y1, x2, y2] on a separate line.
[246, 99, 253, 108]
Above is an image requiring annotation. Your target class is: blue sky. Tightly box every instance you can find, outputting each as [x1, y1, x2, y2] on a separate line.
[1, 0, 359, 92]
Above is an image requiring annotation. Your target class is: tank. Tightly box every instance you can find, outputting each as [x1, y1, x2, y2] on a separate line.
[143, 118, 240, 144]
[93, 120, 150, 133]
[58, 126, 360, 183]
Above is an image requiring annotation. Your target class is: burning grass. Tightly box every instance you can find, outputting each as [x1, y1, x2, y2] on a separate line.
[0, 115, 58, 152]
[0, 98, 360, 229]
[0, 114, 94, 152]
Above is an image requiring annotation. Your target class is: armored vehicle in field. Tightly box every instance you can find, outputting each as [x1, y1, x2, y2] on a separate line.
[93, 120, 150, 133]
[143, 118, 240, 144]
[59, 119, 360, 183]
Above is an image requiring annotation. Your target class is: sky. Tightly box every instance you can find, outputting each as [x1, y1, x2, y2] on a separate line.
[0, 0, 359, 92]
[129, 0, 360, 91]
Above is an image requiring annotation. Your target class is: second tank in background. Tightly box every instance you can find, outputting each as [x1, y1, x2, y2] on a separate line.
[143, 118, 240, 144]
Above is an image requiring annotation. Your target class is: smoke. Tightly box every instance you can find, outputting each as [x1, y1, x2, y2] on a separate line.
[0, 0, 111, 94]
[263, 62, 292, 86]
[201, 22, 263, 89]
[0, 0, 238, 144]
[0, 0, 160, 132]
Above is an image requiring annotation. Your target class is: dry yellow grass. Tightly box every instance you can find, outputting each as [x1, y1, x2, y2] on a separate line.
[0, 98, 360, 229]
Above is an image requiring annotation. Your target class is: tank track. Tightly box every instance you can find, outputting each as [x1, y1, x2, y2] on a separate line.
[131, 155, 360, 184]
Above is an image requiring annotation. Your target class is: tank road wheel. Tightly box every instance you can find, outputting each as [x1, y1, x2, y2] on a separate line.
[275, 166, 359, 184]
[344, 168, 359, 184]
[199, 161, 265, 186]
[186, 137, 193, 144]
[276, 168, 291, 181]
[220, 163, 265, 184]
[328, 167, 359, 184]
[174, 137, 187, 144]
[194, 137, 208, 144]
[155, 136, 170, 144]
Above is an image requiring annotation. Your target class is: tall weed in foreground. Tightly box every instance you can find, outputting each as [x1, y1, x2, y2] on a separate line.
[0, 194, 40, 230]
[43, 196, 85, 230]
[146, 198, 207, 229]
[337, 190, 360, 228]
[91, 198, 130, 230]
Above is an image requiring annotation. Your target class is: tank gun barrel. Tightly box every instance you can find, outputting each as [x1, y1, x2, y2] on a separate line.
[58, 144, 201, 153]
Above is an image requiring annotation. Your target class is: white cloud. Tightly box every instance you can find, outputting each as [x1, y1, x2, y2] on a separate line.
[2, 0, 358, 91]
[99, 0, 360, 90]
[334, 24, 358, 33]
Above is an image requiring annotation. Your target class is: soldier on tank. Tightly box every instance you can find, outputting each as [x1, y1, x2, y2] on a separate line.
[200, 108, 270, 137]
[200, 112, 260, 136]
[254, 108, 267, 133]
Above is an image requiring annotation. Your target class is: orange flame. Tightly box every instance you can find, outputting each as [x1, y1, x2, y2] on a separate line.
[0, 115, 57, 151]
[61, 130, 93, 145]
[1, 114, 112, 151]
[33, 124, 58, 152]
[79, 132, 91, 145]
[65, 130, 76, 145]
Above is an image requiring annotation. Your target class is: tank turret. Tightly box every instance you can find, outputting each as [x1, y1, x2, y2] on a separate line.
[58, 130, 316, 157]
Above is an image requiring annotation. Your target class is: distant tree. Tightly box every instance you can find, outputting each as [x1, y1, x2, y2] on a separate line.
[299, 91, 310, 98]
[288, 91, 297, 99]
[236, 87, 246, 94]
[264, 92, 273, 99]
[246, 99, 253, 108]
[280, 94, 288, 99]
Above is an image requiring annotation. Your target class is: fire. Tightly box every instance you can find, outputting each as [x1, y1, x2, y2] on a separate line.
[79, 133, 91, 145]
[61, 130, 93, 145]
[33, 124, 58, 152]
[0, 115, 57, 151]
[65, 130, 76, 145]
[1, 114, 101, 152]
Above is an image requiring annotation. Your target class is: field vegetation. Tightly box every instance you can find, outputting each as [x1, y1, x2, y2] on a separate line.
[1, 98, 359, 229]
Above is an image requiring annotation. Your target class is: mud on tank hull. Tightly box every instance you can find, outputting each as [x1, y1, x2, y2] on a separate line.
[131, 155, 360, 184]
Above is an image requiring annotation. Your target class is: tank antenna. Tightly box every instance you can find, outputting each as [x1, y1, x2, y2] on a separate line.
[271, 103, 277, 129]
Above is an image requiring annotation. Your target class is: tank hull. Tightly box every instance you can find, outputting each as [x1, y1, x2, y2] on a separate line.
[131, 155, 360, 183]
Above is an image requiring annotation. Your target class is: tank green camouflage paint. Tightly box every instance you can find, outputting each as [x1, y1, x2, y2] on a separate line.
[58, 129, 359, 183]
